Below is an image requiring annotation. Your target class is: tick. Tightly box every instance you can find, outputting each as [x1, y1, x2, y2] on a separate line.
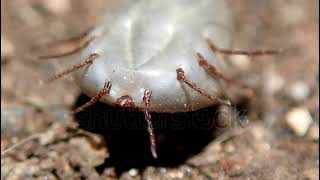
[39, 0, 280, 159]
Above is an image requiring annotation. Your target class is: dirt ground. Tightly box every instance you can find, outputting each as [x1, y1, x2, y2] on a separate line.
[1, 0, 319, 179]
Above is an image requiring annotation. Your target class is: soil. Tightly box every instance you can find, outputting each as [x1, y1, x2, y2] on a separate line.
[1, 0, 319, 179]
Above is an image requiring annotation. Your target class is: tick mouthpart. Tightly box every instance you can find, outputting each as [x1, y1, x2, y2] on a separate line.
[115, 95, 135, 109]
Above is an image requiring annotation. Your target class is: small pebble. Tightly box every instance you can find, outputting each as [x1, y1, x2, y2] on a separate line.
[210, 143, 222, 153]
[176, 171, 184, 179]
[230, 55, 251, 71]
[167, 170, 184, 179]
[286, 107, 313, 136]
[239, 115, 250, 127]
[307, 123, 319, 141]
[159, 167, 167, 174]
[183, 166, 193, 176]
[128, 168, 138, 177]
[250, 125, 265, 140]
[224, 142, 235, 153]
[265, 69, 285, 94]
[39, 130, 55, 146]
[286, 81, 310, 101]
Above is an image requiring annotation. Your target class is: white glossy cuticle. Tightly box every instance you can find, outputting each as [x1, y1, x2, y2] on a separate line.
[74, 0, 233, 112]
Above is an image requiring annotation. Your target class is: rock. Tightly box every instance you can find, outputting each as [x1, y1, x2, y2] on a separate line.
[264, 68, 285, 95]
[250, 125, 266, 141]
[307, 123, 319, 141]
[128, 168, 138, 177]
[230, 55, 251, 71]
[69, 136, 108, 167]
[286, 81, 310, 101]
[286, 108, 313, 136]
[224, 142, 235, 153]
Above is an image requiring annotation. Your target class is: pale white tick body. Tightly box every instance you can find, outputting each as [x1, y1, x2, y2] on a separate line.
[74, 0, 233, 112]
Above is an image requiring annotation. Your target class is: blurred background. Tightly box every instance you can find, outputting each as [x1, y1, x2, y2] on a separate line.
[1, 0, 319, 179]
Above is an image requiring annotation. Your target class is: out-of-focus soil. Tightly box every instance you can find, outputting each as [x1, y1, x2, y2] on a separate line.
[1, 0, 319, 179]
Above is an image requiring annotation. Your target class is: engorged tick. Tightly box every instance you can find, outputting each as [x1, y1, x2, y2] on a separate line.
[39, 0, 280, 159]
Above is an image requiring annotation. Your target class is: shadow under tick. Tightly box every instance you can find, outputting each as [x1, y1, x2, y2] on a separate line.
[73, 94, 233, 175]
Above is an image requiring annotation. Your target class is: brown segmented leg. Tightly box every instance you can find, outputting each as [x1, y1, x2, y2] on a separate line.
[46, 53, 99, 83]
[44, 27, 94, 48]
[197, 52, 255, 98]
[197, 53, 233, 83]
[38, 36, 95, 59]
[143, 90, 157, 159]
[176, 68, 231, 106]
[71, 81, 112, 115]
[206, 38, 281, 56]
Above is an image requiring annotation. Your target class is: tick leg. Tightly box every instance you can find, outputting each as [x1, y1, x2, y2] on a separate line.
[206, 38, 281, 56]
[196, 53, 233, 83]
[143, 90, 157, 159]
[71, 80, 112, 115]
[196, 53, 255, 98]
[38, 36, 95, 59]
[46, 53, 99, 83]
[44, 27, 94, 48]
[176, 68, 231, 106]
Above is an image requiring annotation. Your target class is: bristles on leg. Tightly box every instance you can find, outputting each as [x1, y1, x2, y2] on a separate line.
[38, 37, 95, 59]
[176, 68, 231, 106]
[46, 53, 99, 83]
[206, 38, 281, 56]
[43, 27, 94, 48]
[143, 90, 157, 159]
[196, 52, 233, 83]
[71, 81, 112, 115]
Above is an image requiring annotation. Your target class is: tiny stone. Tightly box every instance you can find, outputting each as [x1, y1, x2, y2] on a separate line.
[286, 107, 313, 137]
[224, 100, 232, 106]
[167, 170, 184, 179]
[224, 142, 235, 153]
[239, 115, 250, 127]
[265, 69, 285, 94]
[159, 167, 167, 174]
[39, 130, 55, 146]
[210, 143, 222, 153]
[182, 166, 193, 177]
[230, 55, 251, 71]
[307, 123, 319, 141]
[287, 81, 310, 101]
[128, 168, 138, 177]
[102, 167, 116, 177]
[250, 125, 265, 140]
[176, 171, 184, 179]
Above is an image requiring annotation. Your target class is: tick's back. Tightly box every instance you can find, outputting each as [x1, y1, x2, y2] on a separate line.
[87, 0, 232, 69]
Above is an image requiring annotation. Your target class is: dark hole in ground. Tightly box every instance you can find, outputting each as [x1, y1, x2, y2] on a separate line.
[73, 94, 239, 175]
